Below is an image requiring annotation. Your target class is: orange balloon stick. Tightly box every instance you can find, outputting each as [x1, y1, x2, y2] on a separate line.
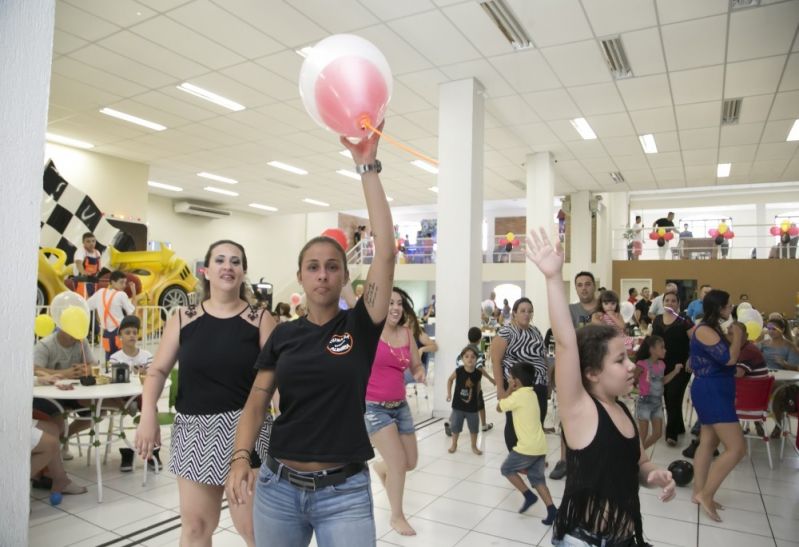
[360, 117, 439, 166]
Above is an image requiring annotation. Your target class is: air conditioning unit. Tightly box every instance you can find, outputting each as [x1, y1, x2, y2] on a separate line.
[173, 201, 232, 219]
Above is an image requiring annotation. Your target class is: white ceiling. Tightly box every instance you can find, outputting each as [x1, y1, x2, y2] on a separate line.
[48, 0, 799, 216]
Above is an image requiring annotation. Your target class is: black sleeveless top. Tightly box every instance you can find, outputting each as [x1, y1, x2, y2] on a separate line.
[176, 303, 262, 415]
[553, 396, 644, 545]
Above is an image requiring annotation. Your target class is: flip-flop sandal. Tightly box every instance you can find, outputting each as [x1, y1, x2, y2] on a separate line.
[60, 483, 88, 495]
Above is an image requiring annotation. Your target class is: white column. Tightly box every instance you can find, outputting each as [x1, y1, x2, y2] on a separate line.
[433, 78, 484, 418]
[0, 2, 55, 544]
[569, 191, 593, 293]
[596, 191, 629, 290]
[524, 153, 555, 332]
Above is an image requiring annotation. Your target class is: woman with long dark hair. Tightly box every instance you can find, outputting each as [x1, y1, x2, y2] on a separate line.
[651, 291, 695, 445]
[689, 289, 745, 522]
[491, 297, 549, 451]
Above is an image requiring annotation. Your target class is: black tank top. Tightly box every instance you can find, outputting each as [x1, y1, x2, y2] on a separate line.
[553, 396, 644, 545]
[176, 303, 261, 415]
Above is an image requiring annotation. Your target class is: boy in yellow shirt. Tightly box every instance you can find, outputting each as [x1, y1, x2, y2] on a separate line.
[499, 363, 558, 524]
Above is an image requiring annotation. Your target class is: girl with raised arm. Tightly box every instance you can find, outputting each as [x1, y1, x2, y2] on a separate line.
[525, 228, 675, 547]
[225, 124, 395, 547]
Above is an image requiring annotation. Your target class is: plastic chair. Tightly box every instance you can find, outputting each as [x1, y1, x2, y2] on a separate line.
[778, 387, 799, 460]
[735, 376, 775, 469]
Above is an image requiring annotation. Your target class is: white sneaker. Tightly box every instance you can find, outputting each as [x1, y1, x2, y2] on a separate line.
[61, 446, 74, 461]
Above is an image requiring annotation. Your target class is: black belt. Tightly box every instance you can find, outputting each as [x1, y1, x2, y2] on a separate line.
[266, 455, 365, 491]
[567, 528, 636, 547]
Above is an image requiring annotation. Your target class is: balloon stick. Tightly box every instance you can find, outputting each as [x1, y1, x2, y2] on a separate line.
[360, 117, 439, 166]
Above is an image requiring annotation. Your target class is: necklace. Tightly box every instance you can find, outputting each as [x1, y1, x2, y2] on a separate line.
[382, 328, 410, 367]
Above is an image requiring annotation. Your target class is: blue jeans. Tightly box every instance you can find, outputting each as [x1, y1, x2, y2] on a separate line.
[253, 463, 375, 547]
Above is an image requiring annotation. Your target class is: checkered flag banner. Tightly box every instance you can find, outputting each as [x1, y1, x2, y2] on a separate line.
[41, 160, 123, 265]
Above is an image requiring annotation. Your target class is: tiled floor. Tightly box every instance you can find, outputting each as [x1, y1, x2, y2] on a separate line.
[29, 389, 799, 546]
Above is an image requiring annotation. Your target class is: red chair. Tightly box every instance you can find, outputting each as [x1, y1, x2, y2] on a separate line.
[735, 376, 775, 469]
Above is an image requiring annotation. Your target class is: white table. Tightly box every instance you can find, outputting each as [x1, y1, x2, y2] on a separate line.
[772, 370, 799, 383]
[33, 377, 168, 502]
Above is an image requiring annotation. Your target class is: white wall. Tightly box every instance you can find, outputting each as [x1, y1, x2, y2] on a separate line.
[147, 196, 308, 303]
[45, 143, 149, 221]
[1, 2, 55, 544]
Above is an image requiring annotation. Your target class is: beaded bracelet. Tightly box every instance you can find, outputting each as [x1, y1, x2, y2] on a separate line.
[230, 455, 251, 465]
[231, 448, 250, 458]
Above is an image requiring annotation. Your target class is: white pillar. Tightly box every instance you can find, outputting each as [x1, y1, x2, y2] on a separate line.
[524, 153, 555, 332]
[569, 191, 593, 294]
[0, 2, 55, 544]
[433, 78, 484, 418]
[596, 191, 629, 290]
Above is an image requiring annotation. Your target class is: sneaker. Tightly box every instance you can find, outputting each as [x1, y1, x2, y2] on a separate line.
[482, 423, 494, 432]
[519, 490, 538, 513]
[61, 446, 74, 461]
[119, 448, 134, 472]
[543, 504, 558, 525]
[549, 460, 567, 480]
[682, 439, 698, 459]
[444, 422, 452, 437]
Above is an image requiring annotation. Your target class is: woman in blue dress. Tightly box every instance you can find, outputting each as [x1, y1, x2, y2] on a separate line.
[689, 289, 745, 522]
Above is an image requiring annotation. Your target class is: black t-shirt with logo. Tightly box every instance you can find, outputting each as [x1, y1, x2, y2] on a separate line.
[654, 217, 675, 229]
[255, 298, 384, 463]
[452, 367, 482, 413]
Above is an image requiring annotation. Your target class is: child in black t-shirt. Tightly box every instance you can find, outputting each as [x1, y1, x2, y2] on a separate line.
[446, 346, 484, 455]
[445, 327, 496, 437]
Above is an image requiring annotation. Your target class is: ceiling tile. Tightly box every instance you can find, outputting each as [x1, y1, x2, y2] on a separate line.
[682, 149, 718, 166]
[388, 11, 481, 66]
[621, 168, 655, 184]
[769, 90, 799, 120]
[569, 83, 626, 116]
[53, 29, 89, 55]
[355, 24, 434, 75]
[653, 131, 680, 152]
[485, 127, 524, 150]
[762, 119, 795, 142]
[779, 53, 799, 91]
[506, 0, 593, 47]
[661, 15, 726, 71]
[48, 73, 122, 111]
[513, 123, 558, 146]
[292, 0, 380, 33]
[685, 164, 717, 181]
[727, 2, 799, 62]
[655, 0, 729, 25]
[541, 41, 613, 87]
[630, 107, 676, 133]
[566, 140, 611, 159]
[440, 59, 515, 98]
[522, 89, 581, 121]
[98, 31, 208, 80]
[621, 28, 667, 77]
[489, 50, 562, 93]
[611, 153, 651, 169]
[363, 0, 436, 19]
[675, 101, 721, 129]
[63, 0, 157, 26]
[546, 120, 583, 143]
[648, 152, 683, 168]
[581, 0, 657, 36]
[47, 103, 77, 123]
[669, 65, 724, 104]
[486, 96, 540, 127]
[725, 56, 787, 97]
[52, 57, 148, 98]
[679, 128, 720, 150]
[443, 1, 515, 58]
[181, 72, 275, 110]
[738, 94, 776, 124]
[588, 113, 637, 138]
[69, 44, 175, 89]
[749, 158, 790, 180]
[396, 68, 450, 105]
[221, 62, 298, 102]
[756, 142, 799, 160]
[387, 81, 434, 115]
[718, 145, 757, 163]
[720, 122, 765, 146]
[224, 0, 326, 48]
[55, 2, 120, 41]
[617, 74, 672, 110]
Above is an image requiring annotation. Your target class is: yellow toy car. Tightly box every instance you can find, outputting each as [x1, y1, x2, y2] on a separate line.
[36, 247, 71, 307]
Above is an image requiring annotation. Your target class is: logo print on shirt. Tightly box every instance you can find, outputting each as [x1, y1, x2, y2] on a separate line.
[326, 332, 353, 356]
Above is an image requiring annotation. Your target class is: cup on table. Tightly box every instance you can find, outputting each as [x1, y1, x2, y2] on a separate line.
[91, 365, 101, 377]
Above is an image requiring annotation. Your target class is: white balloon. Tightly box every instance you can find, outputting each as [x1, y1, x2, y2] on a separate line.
[482, 299, 495, 316]
[620, 301, 635, 323]
[738, 308, 763, 327]
[736, 302, 753, 312]
[50, 291, 90, 328]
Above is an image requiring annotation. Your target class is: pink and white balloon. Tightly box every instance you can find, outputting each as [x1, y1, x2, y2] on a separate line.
[299, 34, 393, 139]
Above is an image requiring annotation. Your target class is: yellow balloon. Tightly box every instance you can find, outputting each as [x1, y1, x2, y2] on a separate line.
[781, 220, 791, 232]
[34, 314, 56, 338]
[718, 223, 728, 234]
[657, 227, 666, 237]
[744, 321, 762, 341]
[506, 232, 515, 242]
[60, 306, 90, 340]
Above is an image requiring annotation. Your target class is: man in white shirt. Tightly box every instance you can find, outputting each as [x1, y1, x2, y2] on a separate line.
[87, 270, 137, 360]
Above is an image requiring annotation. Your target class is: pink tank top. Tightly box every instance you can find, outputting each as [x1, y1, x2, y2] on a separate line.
[366, 336, 410, 402]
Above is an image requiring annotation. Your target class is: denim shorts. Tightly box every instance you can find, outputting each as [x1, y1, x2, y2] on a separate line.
[501, 450, 547, 486]
[450, 409, 479, 434]
[254, 463, 375, 547]
[364, 401, 414, 436]
[636, 395, 663, 421]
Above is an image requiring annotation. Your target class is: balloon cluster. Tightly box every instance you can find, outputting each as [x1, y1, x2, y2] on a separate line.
[499, 232, 520, 253]
[299, 35, 392, 139]
[34, 291, 91, 340]
[708, 222, 734, 246]
[769, 220, 799, 244]
[736, 302, 764, 340]
[648, 227, 674, 247]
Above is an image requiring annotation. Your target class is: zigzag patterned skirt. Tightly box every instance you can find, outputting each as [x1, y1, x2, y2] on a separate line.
[169, 409, 272, 486]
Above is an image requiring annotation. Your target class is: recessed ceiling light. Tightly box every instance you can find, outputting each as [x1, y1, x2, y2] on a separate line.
[717, 163, 731, 177]
[249, 203, 278, 212]
[177, 82, 245, 111]
[204, 186, 238, 197]
[148, 180, 183, 192]
[100, 107, 166, 131]
[411, 160, 439, 174]
[268, 161, 308, 175]
[339, 149, 353, 158]
[197, 171, 238, 184]
[429, 186, 439, 193]
[570, 118, 597, 140]
[295, 46, 314, 58]
[336, 169, 361, 181]
[303, 198, 329, 207]
[787, 119, 799, 142]
[638, 134, 658, 154]
[45, 132, 94, 149]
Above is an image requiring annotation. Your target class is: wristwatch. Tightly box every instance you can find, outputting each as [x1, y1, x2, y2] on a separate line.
[355, 160, 382, 175]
